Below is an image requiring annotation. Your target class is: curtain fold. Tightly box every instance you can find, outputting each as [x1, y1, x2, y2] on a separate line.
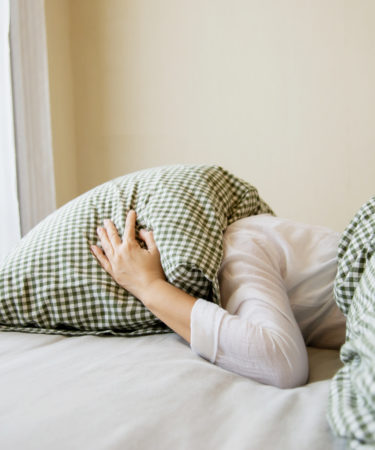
[10, 0, 56, 236]
[0, 0, 21, 263]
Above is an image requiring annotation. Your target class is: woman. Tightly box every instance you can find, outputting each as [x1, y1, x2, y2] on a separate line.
[91, 210, 346, 389]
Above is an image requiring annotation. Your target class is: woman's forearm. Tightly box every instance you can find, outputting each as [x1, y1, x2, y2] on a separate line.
[140, 279, 197, 343]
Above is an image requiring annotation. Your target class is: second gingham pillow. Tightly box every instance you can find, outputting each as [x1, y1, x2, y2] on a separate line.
[328, 196, 375, 448]
[0, 164, 273, 336]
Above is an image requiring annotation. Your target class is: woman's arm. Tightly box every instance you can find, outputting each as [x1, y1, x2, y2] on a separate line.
[189, 220, 309, 388]
[190, 298, 308, 388]
[91, 211, 309, 388]
[90, 210, 197, 342]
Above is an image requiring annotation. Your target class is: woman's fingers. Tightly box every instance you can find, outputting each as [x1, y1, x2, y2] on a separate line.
[96, 213, 138, 263]
[139, 229, 158, 253]
[91, 213, 165, 295]
[103, 219, 122, 247]
[123, 210, 137, 242]
[96, 225, 114, 258]
[95, 212, 145, 262]
[90, 244, 113, 275]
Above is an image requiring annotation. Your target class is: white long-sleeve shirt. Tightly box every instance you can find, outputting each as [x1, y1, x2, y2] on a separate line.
[190, 215, 346, 388]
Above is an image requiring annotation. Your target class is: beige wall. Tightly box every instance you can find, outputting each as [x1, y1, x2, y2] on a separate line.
[45, 0, 375, 231]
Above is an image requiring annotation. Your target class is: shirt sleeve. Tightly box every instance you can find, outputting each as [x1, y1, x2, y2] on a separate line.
[190, 229, 309, 389]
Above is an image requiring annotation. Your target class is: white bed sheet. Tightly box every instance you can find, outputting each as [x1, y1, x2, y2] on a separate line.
[0, 331, 346, 450]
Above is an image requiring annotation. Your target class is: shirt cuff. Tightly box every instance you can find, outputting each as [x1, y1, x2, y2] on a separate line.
[190, 298, 226, 363]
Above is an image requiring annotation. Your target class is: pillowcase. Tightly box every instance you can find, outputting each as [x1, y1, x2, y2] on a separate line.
[333, 196, 375, 320]
[328, 197, 375, 447]
[0, 164, 274, 337]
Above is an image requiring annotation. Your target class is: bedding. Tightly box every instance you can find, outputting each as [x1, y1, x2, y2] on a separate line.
[328, 197, 375, 449]
[0, 164, 273, 337]
[0, 330, 345, 450]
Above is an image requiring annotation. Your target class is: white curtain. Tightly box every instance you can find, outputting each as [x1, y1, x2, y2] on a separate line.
[0, 0, 56, 263]
[10, 0, 56, 236]
[0, 0, 21, 263]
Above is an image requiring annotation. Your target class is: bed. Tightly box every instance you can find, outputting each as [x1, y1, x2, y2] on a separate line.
[2, 165, 370, 449]
[0, 331, 346, 450]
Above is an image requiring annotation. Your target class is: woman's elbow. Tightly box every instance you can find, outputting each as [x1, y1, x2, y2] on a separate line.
[249, 334, 309, 389]
[269, 357, 309, 389]
[266, 345, 309, 389]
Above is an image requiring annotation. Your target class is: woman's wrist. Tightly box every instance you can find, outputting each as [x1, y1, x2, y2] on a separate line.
[139, 278, 170, 308]
[137, 279, 197, 343]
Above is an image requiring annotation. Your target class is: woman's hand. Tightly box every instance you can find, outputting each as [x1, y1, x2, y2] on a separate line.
[91, 209, 197, 343]
[90, 210, 166, 301]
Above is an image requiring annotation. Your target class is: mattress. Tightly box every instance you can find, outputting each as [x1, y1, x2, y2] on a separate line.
[0, 331, 346, 450]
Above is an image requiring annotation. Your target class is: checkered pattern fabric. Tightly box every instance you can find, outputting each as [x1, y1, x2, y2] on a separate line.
[328, 197, 375, 448]
[334, 197, 375, 320]
[0, 165, 273, 337]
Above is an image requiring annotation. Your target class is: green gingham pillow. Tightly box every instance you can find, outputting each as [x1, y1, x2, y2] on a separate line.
[328, 197, 375, 448]
[0, 164, 273, 337]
